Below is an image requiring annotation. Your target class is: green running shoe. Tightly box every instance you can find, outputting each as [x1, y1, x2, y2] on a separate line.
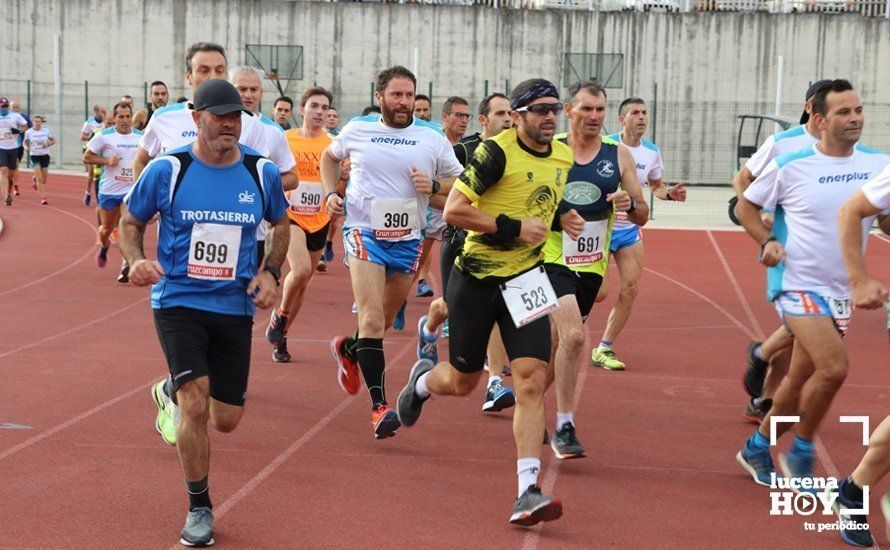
[590, 347, 626, 371]
[151, 379, 178, 446]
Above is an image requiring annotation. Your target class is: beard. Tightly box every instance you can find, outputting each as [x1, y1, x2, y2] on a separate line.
[382, 103, 412, 129]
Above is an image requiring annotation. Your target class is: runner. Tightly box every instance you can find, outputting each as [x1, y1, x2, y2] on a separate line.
[135, 43, 296, 448]
[732, 80, 830, 423]
[272, 96, 293, 130]
[413, 94, 432, 122]
[120, 79, 290, 547]
[825, 164, 890, 548]
[0, 97, 28, 206]
[23, 115, 54, 205]
[81, 104, 106, 206]
[325, 106, 341, 135]
[416, 92, 516, 411]
[83, 101, 143, 281]
[735, 80, 890, 491]
[320, 105, 343, 263]
[589, 96, 686, 372]
[544, 82, 648, 459]
[322, 66, 462, 439]
[397, 78, 572, 525]
[265, 86, 336, 362]
[132, 81, 169, 131]
[8, 100, 31, 197]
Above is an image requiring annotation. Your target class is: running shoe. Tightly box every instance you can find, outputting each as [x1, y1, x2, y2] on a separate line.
[590, 347, 626, 371]
[482, 378, 515, 412]
[510, 486, 563, 526]
[351, 302, 358, 314]
[4, 194, 11, 206]
[779, 450, 815, 492]
[151, 379, 178, 446]
[272, 340, 291, 363]
[416, 315, 438, 363]
[501, 365, 512, 377]
[83, 192, 91, 206]
[179, 506, 214, 547]
[13, 185, 20, 196]
[551, 422, 585, 459]
[316, 258, 327, 272]
[40, 198, 48, 205]
[744, 341, 769, 398]
[330, 336, 360, 395]
[393, 301, 406, 330]
[371, 403, 401, 439]
[323, 241, 334, 263]
[416, 279, 434, 297]
[736, 439, 775, 486]
[397, 358, 434, 427]
[96, 245, 109, 268]
[742, 397, 772, 425]
[110, 229, 119, 245]
[265, 310, 288, 346]
[117, 262, 130, 283]
[441, 320, 449, 339]
[828, 480, 874, 548]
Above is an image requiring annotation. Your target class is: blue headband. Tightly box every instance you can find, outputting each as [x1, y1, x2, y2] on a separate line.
[510, 81, 560, 110]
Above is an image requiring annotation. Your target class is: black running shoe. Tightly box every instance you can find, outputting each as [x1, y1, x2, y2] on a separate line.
[510, 485, 563, 526]
[830, 481, 874, 548]
[742, 398, 772, 425]
[551, 422, 585, 459]
[743, 341, 769, 398]
[265, 310, 288, 345]
[117, 262, 130, 283]
[272, 340, 291, 363]
[397, 359, 433, 427]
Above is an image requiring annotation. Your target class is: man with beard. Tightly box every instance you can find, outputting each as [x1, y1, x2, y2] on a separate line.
[322, 66, 463, 439]
[398, 79, 573, 525]
[80, 104, 106, 206]
[132, 81, 170, 131]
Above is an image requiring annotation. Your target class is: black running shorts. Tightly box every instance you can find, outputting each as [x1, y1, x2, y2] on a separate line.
[153, 307, 253, 406]
[290, 219, 331, 252]
[30, 154, 50, 169]
[545, 263, 603, 322]
[445, 265, 551, 373]
[0, 148, 18, 170]
[439, 227, 465, 301]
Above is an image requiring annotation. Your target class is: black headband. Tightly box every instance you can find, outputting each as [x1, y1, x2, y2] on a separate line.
[510, 81, 560, 110]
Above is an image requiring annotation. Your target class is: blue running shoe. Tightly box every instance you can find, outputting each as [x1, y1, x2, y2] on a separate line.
[828, 481, 874, 548]
[323, 240, 334, 263]
[416, 279, 434, 297]
[736, 438, 775, 487]
[482, 378, 515, 412]
[393, 301, 406, 330]
[441, 320, 449, 339]
[779, 450, 815, 493]
[416, 315, 438, 363]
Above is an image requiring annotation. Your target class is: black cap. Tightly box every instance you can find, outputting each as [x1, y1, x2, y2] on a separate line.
[191, 79, 252, 116]
[800, 79, 832, 125]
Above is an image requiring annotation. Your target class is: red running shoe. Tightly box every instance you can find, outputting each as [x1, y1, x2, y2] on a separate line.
[330, 336, 360, 395]
[371, 404, 401, 439]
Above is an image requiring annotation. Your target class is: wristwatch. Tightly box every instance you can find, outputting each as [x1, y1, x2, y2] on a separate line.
[432, 180, 441, 194]
[627, 198, 637, 213]
[263, 265, 281, 286]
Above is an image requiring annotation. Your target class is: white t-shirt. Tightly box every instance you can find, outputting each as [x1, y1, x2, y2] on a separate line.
[24, 128, 53, 156]
[745, 144, 890, 300]
[862, 165, 890, 212]
[606, 133, 664, 231]
[81, 117, 104, 138]
[0, 111, 27, 150]
[328, 115, 464, 241]
[87, 128, 144, 196]
[745, 125, 820, 179]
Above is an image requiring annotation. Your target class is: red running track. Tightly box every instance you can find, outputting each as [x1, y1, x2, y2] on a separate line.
[1, 173, 889, 549]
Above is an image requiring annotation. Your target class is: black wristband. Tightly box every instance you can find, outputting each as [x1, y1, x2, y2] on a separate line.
[627, 198, 637, 213]
[665, 188, 674, 201]
[759, 234, 778, 262]
[325, 190, 341, 201]
[495, 214, 521, 241]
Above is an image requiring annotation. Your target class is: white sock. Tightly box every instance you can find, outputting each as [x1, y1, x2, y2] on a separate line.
[517, 458, 541, 497]
[422, 323, 438, 341]
[556, 412, 574, 431]
[415, 372, 431, 399]
[488, 375, 501, 385]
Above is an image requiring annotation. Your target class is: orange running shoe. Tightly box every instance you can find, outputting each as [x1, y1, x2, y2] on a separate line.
[330, 336, 360, 395]
[371, 404, 400, 439]
[110, 228, 119, 245]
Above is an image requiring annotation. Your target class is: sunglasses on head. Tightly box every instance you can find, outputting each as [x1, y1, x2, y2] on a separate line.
[516, 102, 562, 116]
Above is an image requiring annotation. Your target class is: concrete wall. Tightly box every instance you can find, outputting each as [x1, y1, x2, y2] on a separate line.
[1, 0, 887, 182]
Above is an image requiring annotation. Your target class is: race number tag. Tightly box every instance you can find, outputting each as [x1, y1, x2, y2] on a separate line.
[115, 159, 135, 184]
[500, 266, 560, 328]
[828, 297, 852, 335]
[371, 198, 417, 240]
[290, 183, 324, 215]
[562, 220, 608, 267]
[187, 223, 241, 281]
[0, 128, 14, 149]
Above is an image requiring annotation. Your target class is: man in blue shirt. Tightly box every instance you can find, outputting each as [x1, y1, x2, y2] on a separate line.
[120, 79, 289, 548]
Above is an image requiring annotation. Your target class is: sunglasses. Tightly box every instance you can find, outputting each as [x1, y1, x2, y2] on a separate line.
[516, 102, 562, 116]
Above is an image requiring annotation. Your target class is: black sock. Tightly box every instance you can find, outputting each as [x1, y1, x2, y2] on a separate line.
[355, 337, 386, 407]
[343, 328, 359, 361]
[842, 476, 864, 502]
[186, 477, 212, 511]
[163, 376, 178, 406]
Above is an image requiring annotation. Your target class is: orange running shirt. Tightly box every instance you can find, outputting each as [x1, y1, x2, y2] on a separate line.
[285, 129, 332, 233]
